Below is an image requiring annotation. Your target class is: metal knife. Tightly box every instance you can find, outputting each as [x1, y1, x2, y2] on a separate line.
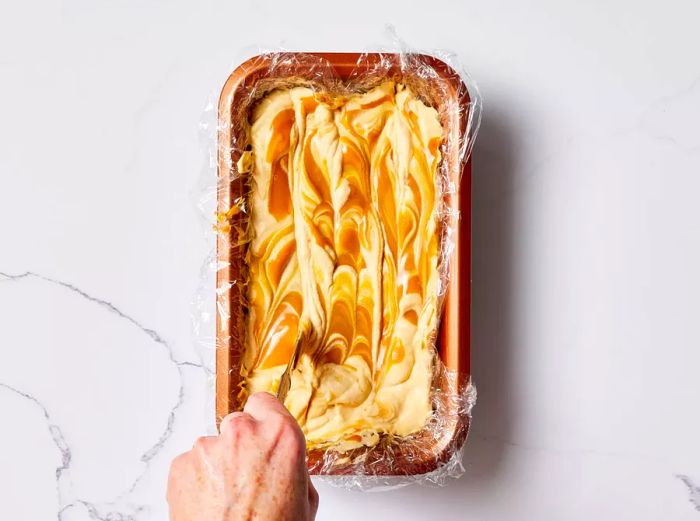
[276, 331, 304, 402]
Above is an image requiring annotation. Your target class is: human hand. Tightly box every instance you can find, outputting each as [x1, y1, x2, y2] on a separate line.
[167, 392, 318, 521]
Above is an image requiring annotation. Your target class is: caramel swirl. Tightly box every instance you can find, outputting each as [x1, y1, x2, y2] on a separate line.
[241, 82, 443, 450]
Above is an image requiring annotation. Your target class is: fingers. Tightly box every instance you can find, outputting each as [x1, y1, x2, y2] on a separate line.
[192, 435, 217, 451]
[308, 476, 320, 518]
[243, 391, 293, 422]
[219, 411, 256, 436]
[245, 392, 306, 454]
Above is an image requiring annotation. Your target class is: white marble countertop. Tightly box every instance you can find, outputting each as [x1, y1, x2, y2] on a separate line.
[2, 0, 699, 519]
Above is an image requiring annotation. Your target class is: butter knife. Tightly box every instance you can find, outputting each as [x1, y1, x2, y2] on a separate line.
[276, 331, 303, 402]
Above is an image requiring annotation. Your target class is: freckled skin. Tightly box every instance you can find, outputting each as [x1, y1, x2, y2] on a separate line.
[167, 393, 318, 521]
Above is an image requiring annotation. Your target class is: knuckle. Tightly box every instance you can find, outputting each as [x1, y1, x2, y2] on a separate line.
[245, 392, 263, 406]
[278, 415, 304, 439]
[274, 419, 305, 454]
[220, 411, 244, 428]
[248, 391, 274, 404]
[220, 412, 255, 439]
[266, 412, 295, 434]
[278, 417, 300, 438]
[192, 436, 214, 454]
[244, 391, 278, 412]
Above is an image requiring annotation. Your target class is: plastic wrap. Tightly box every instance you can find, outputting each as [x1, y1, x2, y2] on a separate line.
[194, 38, 481, 490]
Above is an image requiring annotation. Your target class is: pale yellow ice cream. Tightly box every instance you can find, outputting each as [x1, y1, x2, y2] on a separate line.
[240, 82, 443, 450]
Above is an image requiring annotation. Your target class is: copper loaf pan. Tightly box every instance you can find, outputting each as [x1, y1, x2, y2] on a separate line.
[216, 52, 471, 476]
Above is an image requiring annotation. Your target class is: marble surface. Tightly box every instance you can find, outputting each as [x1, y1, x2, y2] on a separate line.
[1, 0, 699, 519]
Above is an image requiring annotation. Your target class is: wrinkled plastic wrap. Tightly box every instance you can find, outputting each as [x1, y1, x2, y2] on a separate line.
[194, 37, 481, 490]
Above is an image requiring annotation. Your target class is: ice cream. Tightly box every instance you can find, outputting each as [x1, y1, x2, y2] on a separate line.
[240, 81, 443, 449]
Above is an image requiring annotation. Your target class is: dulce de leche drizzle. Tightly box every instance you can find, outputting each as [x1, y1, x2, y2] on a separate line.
[241, 82, 443, 450]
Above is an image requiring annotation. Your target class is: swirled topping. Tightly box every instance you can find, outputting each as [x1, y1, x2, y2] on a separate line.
[241, 82, 442, 450]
